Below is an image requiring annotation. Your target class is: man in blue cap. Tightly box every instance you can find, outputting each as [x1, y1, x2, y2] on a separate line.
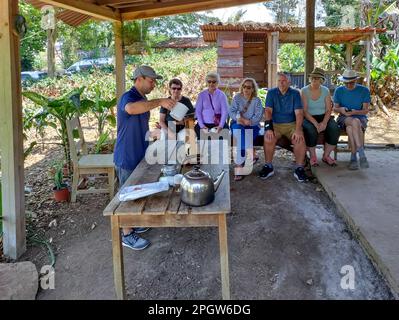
[114, 65, 175, 250]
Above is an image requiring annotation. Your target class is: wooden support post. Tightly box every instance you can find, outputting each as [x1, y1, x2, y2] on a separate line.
[346, 42, 353, 70]
[366, 37, 371, 88]
[267, 33, 272, 88]
[305, 0, 315, 82]
[47, 27, 56, 78]
[0, 0, 26, 259]
[114, 21, 125, 101]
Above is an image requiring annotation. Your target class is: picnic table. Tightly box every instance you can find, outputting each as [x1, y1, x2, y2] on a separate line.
[103, 142, 231, 300]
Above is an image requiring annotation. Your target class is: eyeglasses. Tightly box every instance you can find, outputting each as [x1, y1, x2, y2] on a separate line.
[243, 85, 253, 90]
[171, 87, 182, 91]
[207, 80, 217, 84]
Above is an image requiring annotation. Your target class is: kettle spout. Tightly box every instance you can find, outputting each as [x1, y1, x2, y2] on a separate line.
[213, 170, 225, 192]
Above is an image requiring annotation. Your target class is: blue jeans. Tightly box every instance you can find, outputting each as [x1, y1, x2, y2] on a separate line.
[230, 121, 260, 165]
[116, 166, 133, 187]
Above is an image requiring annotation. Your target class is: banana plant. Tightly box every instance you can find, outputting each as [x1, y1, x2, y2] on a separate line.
[22, 87, 91, 170]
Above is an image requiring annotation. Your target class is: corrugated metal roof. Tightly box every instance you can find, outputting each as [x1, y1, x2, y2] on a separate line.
[201, 22, 386, 44]
[154, 37, 210, 49]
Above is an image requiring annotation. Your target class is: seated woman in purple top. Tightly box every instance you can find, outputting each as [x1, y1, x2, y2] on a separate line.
[194, 72, 229, 138]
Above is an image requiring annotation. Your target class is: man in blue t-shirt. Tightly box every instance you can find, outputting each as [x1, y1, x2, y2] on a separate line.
[333, 69, 371, 170]
[114, 65, 175, 250]
[259, 72, 307, 182]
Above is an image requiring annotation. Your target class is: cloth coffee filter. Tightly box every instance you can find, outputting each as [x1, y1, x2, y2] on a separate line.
[170, 102, 189, 121]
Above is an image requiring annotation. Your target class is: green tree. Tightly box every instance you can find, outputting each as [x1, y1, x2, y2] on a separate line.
[226, 9, 247, 23]
[263, 0, 299, 24]
[19, 1, 47, 70]
[321, 0, 361, 27]
[278, 44, 305, 72]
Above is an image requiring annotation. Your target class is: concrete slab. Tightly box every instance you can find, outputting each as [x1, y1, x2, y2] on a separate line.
[313, 149, 399, 297]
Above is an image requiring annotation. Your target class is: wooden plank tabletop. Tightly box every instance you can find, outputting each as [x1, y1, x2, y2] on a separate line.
[105, 140, 231, 217]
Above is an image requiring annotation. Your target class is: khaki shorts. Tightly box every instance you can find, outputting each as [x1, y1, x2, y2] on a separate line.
[273, 122, 296, 140]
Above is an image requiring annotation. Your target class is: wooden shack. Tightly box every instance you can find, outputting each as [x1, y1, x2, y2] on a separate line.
[200, 23, 384, 90]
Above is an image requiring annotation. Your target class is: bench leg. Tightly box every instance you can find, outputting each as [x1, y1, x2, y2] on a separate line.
[108, 167, 115, 199]
[71, 168, 79, 202]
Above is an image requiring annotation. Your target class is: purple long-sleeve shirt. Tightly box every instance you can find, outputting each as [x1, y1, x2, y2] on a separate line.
[195, 88, 229, 128]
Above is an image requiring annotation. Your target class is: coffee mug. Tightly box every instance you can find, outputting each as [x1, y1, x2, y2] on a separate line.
[170, 102, 189, 121]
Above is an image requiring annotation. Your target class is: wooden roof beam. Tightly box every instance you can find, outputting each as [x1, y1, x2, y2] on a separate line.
[121, 0, 265, 20]
[38, 0, 121, 22]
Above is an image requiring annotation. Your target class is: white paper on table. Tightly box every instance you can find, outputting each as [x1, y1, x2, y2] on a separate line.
[118, 181, 170, 202]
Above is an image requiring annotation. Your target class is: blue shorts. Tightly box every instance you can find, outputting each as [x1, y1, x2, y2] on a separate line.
[336, 115, 368, 131]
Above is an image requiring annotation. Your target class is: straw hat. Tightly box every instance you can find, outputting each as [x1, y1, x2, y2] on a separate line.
[308, 67, 326, 81]
[338, 69, 359, 83]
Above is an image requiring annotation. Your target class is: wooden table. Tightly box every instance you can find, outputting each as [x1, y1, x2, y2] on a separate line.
[103, 153, 231, 299]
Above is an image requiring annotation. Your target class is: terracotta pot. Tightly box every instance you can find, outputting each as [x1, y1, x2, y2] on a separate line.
[53, 185, 70, 202]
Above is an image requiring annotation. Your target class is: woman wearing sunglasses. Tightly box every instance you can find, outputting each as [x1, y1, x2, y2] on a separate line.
[194, 72, 229, 138]
[229, 78, 263, 181]
[301, 68, 340, 167]
[159, 78, 194, 141]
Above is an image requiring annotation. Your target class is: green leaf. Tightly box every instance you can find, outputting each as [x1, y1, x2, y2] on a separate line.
[22, 91, 49, 107]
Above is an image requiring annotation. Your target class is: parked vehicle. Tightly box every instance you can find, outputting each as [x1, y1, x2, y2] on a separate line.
[21, 71, 47, 83]
[66, 57, 114, 75]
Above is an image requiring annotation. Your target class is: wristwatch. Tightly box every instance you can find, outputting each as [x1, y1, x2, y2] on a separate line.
[264, 120, 273, 131]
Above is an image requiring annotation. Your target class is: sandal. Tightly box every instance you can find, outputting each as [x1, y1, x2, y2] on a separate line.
[234, 175, 244, 181]
[310, 156, 319, 167]
[322, 155, 337, 167]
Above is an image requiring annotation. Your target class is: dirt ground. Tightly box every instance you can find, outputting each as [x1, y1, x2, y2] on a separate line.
[2, 110, 398, 299]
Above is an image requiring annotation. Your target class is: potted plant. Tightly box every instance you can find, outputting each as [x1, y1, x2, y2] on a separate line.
[52, 162, 70, 202]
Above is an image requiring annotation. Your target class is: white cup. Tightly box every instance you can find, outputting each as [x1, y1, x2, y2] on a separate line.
[170, 102, 189, 121]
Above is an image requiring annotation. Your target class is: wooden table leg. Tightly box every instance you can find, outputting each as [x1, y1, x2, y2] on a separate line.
[111, 215, 126, 300]
[218, 214, 230, 300]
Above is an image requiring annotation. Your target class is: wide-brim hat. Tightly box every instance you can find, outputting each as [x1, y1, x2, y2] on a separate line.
[131, 65, 163, 80]
[308, 67, 326, 81]
[338, 69, 359, 83]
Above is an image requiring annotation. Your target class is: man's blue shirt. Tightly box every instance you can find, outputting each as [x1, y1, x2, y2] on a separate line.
[114, 87, 150, 171]
[265, 87, 303, 123]
[333, 84, 371, 119]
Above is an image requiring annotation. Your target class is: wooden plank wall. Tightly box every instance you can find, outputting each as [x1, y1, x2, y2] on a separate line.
[217, 32, 243, 90]
[243, 42, 266, 88]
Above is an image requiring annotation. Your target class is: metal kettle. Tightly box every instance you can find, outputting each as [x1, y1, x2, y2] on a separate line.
[180, 165, 225, 207]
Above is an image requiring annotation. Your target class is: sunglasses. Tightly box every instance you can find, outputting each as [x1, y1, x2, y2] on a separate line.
[171, 87, 182, 91]
[243, 85, 253, 89]
[207, 80, 217, 84]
